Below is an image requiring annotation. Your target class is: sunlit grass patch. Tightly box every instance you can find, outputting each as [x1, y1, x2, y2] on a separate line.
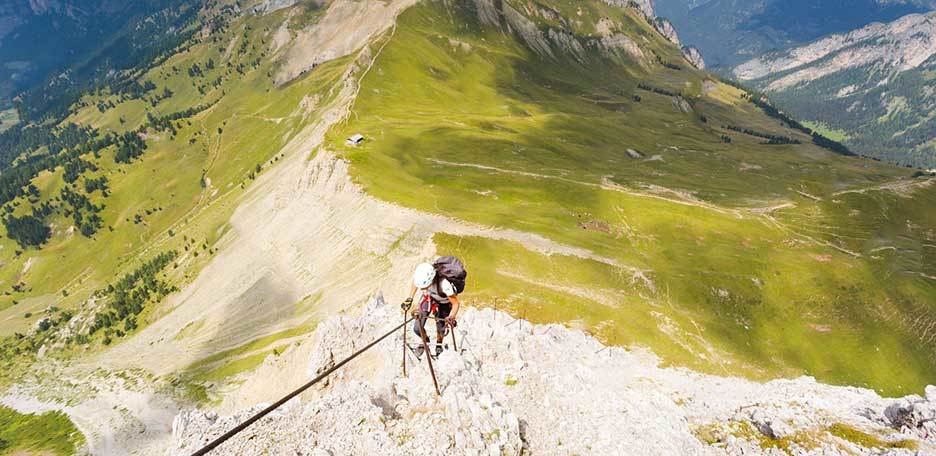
[0, 405, 83, 456]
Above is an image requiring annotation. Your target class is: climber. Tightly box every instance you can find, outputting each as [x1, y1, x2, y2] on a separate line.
[402, 257, 467, 358]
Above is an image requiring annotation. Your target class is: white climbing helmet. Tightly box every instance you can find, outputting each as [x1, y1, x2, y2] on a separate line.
[413, 262, 436, 289]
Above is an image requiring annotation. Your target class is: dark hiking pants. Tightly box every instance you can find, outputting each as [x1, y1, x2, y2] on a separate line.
[413, 303, 451, 340]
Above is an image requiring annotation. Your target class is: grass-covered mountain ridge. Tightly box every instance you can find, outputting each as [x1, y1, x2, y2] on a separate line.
[0, 0, 933, 454]
[733, 12, 936, 168]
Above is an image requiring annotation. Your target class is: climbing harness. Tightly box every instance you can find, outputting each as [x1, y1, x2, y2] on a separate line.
[190, 316, 416, 456]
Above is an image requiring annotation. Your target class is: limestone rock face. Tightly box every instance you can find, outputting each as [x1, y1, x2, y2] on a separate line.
[602, 0, 655, 19]
[172, 297, 936, 455]
[602, 0, 686, 47]
[249, 0, 301, 15]
[653, 17, 681, 46]
[682, 45, 706, 69]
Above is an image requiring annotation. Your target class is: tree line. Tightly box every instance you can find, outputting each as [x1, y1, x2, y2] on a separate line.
[86, 251, 178, 344]
[722, 125, 801, 145]
[12, 1, 199, 124]
[637, 83, 683, 98]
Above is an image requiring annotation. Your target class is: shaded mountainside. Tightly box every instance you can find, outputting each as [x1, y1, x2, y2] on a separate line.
[0, 0, 199, 113]
[734, 13, 936, 168]
[652, 0, 935, 69]
[0, 0, 933, 454]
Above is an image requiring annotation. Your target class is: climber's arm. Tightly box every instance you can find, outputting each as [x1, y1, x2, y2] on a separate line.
[448, 294, 461, 321]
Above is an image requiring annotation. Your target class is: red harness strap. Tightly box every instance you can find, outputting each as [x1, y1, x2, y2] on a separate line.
[419, 293, 438, 315]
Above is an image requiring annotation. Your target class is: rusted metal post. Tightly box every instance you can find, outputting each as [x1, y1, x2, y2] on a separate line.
[402, 311, 408, 377]
[448, 320, 458, 352]
[416, 314, 441, 396]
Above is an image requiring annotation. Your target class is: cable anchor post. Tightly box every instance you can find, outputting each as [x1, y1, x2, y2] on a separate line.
[447, 319, 458, 352]
[416, 314, 441, 396]
[402, 311, 408, 377]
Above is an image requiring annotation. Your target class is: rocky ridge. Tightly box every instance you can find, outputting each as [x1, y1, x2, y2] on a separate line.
[730, 11, 936, 167]
[652, 0, 934, 68]
[475, 0, 704, 69]
[172, 296, 936, 455]
[733, 13, 936, 90]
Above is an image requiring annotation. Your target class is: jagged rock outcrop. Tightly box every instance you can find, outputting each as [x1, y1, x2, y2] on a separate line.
[172, 296, 936, 455]
[172, 378, 520, 455]
[682, 45, 705, 69]
[602, 0, 655, 19]
[171, 298, 523, 456]
[500, 2, 554, 58]
[469, 0, 680, 67]
[602, 1, 684, 47]
[672, 95, 692, 113]
[250, 0, 302, 15]
[885, 386, 936, 440]
[653, 17, 681, 46]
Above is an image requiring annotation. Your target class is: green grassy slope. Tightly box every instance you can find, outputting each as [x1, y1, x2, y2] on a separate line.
[329, 0, 936, 393]
[0, 4, 351, 367]
[0, 405, 83, 455]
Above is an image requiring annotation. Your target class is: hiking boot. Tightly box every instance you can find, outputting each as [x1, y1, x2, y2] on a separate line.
[435, 342, 444, 357]
[411, 344, 425, 359]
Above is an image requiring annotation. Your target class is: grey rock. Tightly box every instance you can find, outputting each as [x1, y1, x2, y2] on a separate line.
[681, 45, 705, 69]
[602, 0, 655, 19]
[250, 0, 300, 15]
[672, 96, 692, 113]
[172, 306, 935, 455]
[653, 17, 681, 46]
[750, 410, 794, 440]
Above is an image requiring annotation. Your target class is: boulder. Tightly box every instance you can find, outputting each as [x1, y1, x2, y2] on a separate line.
[884, 394, 936, 441]
[749, 409, 794, 440]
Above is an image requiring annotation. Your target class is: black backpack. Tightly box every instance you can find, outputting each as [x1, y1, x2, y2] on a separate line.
[433, 256, 467, 294]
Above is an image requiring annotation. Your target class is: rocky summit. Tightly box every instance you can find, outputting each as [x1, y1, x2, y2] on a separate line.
[171, 297, 936, 455]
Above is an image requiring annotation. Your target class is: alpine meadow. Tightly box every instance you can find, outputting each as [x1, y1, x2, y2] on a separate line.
[0, 1, 934, 455]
